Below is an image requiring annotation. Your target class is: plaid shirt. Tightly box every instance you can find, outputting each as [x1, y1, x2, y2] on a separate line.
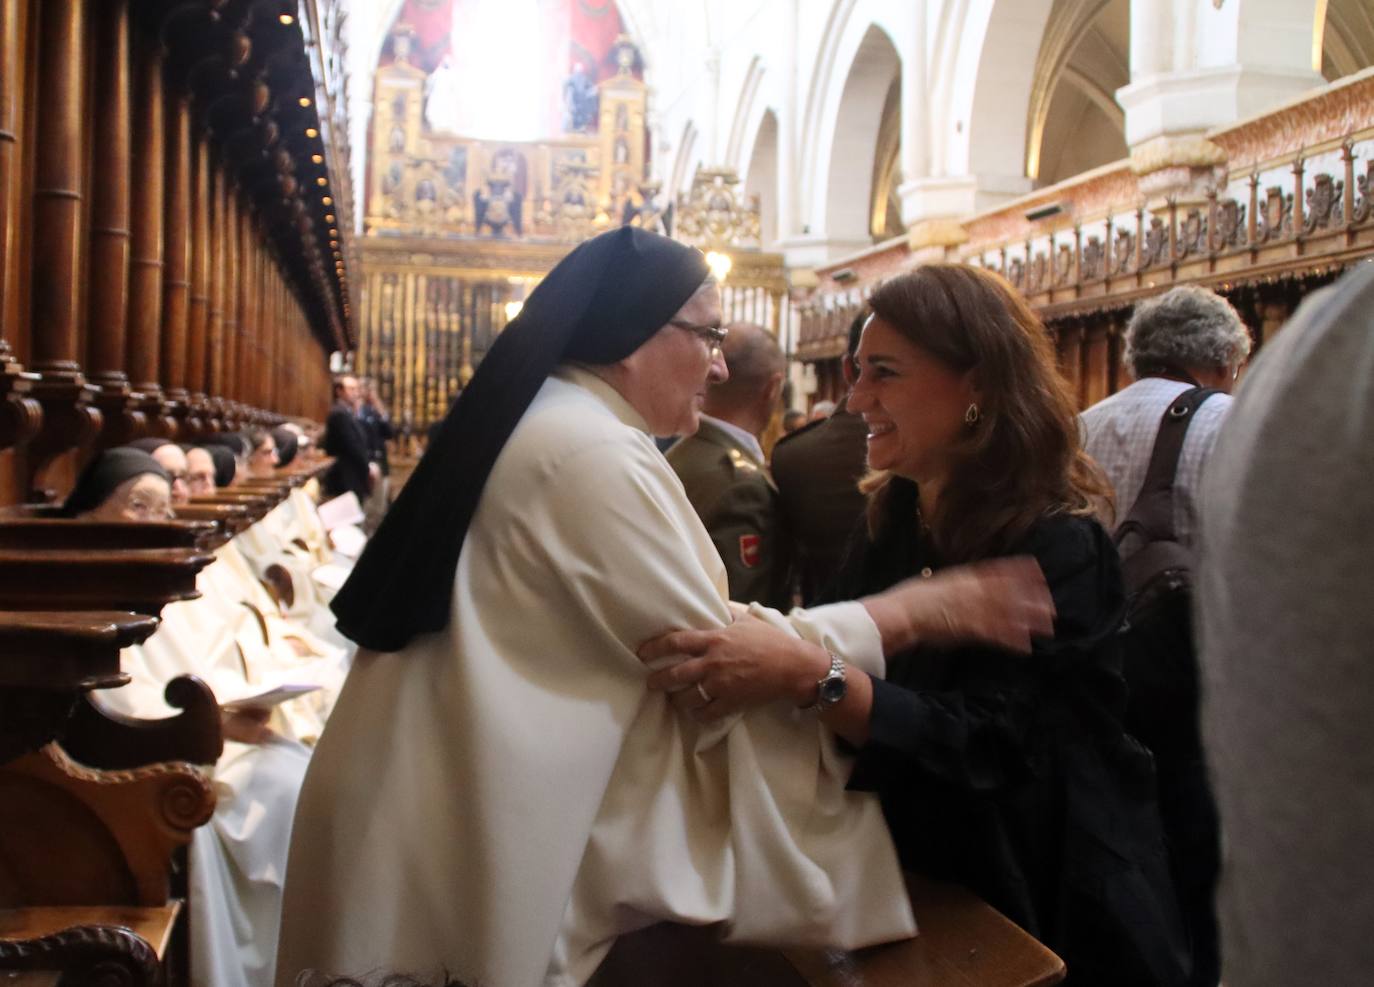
[1079, 377, 1232, 548]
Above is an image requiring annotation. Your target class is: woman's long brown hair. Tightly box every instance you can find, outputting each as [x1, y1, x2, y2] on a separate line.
[862, 263, 1111, 563]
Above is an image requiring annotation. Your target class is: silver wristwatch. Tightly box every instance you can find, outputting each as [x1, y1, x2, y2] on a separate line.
[802, 652, 847, 710]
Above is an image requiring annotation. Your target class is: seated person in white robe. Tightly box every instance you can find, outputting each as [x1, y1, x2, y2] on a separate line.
[65, 447, 313, 987]
[278, 229, 1051, 987]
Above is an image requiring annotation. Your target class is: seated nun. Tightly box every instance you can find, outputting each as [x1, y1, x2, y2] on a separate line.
[202, 441, 239, 490]
[277, 229, 1053, 987]
[61, 447, 174, 521]
[235, 425, 356, 653]
[185, 444, 218, 498]
[61, 447, 313, 987]
[104, 571, 314, 987]
[126, 436, 192, 506]
[203, 432, 252, 485]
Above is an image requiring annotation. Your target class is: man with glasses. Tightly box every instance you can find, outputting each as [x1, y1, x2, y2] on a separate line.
[667, 322, 791, 609]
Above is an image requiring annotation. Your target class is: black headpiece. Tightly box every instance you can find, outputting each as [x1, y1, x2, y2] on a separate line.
[331, 227, 708, 652]
[61, 448, 170, 518]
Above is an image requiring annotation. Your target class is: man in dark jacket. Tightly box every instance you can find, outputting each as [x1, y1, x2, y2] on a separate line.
[323, 374, 373, 502]
[770, 314, 869, 604]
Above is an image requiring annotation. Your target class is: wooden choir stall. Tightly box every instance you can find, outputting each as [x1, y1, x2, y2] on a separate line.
[0, 0, 351, 983]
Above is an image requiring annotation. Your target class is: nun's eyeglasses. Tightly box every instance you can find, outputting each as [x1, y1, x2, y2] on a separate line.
[669, 319, 728, 357]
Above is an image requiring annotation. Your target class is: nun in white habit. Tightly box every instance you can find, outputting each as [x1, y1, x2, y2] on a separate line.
[277, 228, 1051, 987]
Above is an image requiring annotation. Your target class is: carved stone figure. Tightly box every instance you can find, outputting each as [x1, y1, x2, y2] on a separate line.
[563, 63, 599, 133]
[474, 178, 523, 237]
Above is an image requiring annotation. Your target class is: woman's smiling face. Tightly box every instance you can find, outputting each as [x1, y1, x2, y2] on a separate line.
[847, 314, 977, 485]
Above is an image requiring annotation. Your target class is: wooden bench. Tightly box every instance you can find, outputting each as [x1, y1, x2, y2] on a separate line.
[589, 875, 1065, 987]
[0, 548, 214, 616]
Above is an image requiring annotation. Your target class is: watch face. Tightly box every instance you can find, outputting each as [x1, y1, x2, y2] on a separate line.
[819, 676, 847, 705]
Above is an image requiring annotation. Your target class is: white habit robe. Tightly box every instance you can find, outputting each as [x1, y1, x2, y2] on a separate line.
[276, 366, 915, 987]
[102, 596, 313, 987]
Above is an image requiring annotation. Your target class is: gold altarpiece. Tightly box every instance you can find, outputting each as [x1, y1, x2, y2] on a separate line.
[357, 28, 786, 435]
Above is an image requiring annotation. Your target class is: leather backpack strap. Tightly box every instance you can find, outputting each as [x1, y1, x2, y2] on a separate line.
[1117, 387, 1222, 544]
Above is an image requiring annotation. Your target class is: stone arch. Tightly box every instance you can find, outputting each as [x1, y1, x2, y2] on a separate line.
[822, 24, 901, 247]
[1320, 0, 1374, 80]
[960, 0, 1055, 197]
[796, 0, 907, 250]
[743, 109, 779, 247]
[670, 120, 699, 199]
[1030, 0, 1129, 186]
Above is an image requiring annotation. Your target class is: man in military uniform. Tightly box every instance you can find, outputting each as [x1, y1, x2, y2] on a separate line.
[667, 322, 790, 609]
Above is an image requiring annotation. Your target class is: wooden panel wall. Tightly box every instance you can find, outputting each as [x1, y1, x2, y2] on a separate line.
[0, 0, 350, 505]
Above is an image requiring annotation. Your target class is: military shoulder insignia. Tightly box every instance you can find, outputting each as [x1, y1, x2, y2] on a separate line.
[728, 448, 760, 473]
[739, 534, 761, 568]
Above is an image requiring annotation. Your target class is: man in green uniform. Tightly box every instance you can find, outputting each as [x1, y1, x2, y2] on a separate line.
[667, 322, 791, 609]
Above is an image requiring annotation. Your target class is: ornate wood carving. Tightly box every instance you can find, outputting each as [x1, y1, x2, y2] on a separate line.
[0, 743, 214, 907]
[63, 674, 223, 772]
[0, 921, 160, 987]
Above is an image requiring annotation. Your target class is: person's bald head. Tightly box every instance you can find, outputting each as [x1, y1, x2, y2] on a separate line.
[702, 322, 786, 437]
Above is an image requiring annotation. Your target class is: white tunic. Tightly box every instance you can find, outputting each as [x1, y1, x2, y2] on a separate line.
[104, 595, 313, 987]
[275, 367, 915, 987]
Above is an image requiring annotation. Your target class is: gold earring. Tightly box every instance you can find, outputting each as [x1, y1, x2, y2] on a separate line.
[964, 403, 980, 425]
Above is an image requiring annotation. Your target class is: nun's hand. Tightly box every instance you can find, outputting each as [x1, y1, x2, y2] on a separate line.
[638, 612, 832, 722]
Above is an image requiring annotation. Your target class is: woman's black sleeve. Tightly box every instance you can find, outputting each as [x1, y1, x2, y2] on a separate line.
[851, 516, 1126, 793]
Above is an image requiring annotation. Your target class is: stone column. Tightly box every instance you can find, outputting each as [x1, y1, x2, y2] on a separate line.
[1116, 0, 1325, 200]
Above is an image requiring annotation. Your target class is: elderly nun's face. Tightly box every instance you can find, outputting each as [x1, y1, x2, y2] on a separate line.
[619, 282, 728, 437]
[248, 434, 279, 478]
[186, 447, 217, 496]
[84, 473, 174, 523]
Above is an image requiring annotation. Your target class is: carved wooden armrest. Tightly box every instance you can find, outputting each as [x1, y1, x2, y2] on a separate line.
[0, 745, 214, 907]
[0, 904, 179, 987]
[62, 675, 223, 771]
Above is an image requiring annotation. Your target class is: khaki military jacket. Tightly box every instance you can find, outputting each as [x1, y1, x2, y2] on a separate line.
[667, 418, 791, 609]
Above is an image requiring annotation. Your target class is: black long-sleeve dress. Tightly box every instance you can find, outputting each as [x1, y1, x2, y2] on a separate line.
[835, 479, 1190, 986]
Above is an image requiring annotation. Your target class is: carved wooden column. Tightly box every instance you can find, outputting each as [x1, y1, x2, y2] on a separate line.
[184, 132, 211, 436]
[220, 190, 239, 428]
[160, 93, 193, 434]
[204, 162, 225, 433]
[87, 0, 142, 449]
[26, 0, 102, 491]
[233, 207, 253, 418]
[273, 268, 287, 412]
[126, 43, 168, 434]
[0, 0, 39, 453]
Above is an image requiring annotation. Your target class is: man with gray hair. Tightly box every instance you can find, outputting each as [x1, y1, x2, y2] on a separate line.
[1081, 284, 1252, 545]
[1079, 283, 1251, 987]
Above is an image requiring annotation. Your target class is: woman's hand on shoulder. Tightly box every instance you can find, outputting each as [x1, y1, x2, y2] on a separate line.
[864, 556, 1056, 656]
[637, 610, 832, 721]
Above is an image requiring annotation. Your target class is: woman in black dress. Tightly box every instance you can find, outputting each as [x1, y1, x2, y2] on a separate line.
[643, 265, 1189, 986]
